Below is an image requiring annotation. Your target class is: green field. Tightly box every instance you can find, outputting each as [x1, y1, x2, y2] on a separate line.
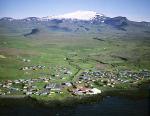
[0, 32, 150, 99]
[0, 33, 150, 80]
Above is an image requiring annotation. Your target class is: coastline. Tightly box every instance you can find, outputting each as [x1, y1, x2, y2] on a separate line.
[0, 80, 149, 108]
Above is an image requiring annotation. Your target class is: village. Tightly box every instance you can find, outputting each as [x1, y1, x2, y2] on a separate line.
[0, 62, 150, 97]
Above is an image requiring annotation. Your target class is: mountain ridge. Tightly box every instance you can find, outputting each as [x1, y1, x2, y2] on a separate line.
[0, 10, 149, 23]
[0, 11, 150, 38]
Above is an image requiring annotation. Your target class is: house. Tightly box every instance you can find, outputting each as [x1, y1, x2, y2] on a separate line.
[39, 89, 50, 95]
[72, 87, 101, 95]
[64, 70, 72, 75]
[14, 80, 20, 84]
[72, 89, 84, 95]
[22, 59, 31, 62]
[51, 84, 62, 91]
[22, 67, 29, 70]
[44, 83, 62, 91]
[111, 85, 114, 87]
[44, 80, 49, 83]
[107, 83, 111, 86]
[45, 83, 55, 89]
[34, 91, 40, 95]
[90, 88, 101, 94]
[26, 91, 32, 95]
[79, 76, 90, 80]
[62, 82, 72, 87]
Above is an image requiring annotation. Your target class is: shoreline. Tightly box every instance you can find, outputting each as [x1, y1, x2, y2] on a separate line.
[0, 80, 149, 108]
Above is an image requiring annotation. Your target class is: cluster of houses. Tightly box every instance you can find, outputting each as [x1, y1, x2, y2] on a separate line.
[52, 66, 72, 80]
[20, 65, 46, 71]
[55, 66, 72, 75]
[22, 58, 31, 62]
[77, 69, 150, 88]
[0, 69, 150, 96]
[79, 69, 150, 81]
[25, 83, 64, 96]
[0, 75, 102, 96]
[0, 77, 64, 96]
[118, 70, 150, 79]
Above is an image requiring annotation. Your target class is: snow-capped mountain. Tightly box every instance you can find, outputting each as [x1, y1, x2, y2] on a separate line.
[48, 10, 105, 20]
[0, 10, 107, 22]
[0, 17, 14, 21]
[1, 10, 150, 23]
[22, 17, 41, 21]
[0, 10, 150, 37]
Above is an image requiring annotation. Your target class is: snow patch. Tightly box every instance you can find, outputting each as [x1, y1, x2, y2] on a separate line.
[44, 10, 105, 20]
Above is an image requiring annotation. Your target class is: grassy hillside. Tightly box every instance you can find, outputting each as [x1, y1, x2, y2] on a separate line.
[0, 32, 150, 81]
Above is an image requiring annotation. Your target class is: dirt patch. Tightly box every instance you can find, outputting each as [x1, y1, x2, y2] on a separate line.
[96, 63, 107, 69]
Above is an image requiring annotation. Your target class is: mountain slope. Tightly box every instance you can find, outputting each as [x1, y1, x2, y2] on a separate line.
[0, 11, 150, 38]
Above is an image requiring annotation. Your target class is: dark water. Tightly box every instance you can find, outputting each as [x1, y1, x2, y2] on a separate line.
[0, 96, 149, 116]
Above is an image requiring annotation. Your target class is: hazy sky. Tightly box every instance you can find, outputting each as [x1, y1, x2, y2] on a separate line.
[0, 0, 150, 21]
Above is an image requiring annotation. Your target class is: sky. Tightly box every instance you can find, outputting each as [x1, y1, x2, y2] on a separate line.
[0, 0, 150, 21]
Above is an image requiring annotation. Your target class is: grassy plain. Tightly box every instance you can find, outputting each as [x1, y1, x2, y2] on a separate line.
[0, 33, 150, 81]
